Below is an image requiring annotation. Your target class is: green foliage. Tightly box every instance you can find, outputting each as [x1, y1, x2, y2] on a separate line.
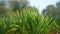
[0, 7, 59, 34]
[42, 2, 60, 31]
[0, 1, 60, 34]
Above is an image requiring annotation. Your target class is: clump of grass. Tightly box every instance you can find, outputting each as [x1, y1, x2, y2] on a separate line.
[0, 8, 59, 34]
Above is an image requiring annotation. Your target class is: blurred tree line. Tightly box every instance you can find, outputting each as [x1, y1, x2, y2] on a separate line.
[0, 0, 28, 11]
[42, 2, 60, 26]
[0, 0, 28, 16]
[0, 0, 38, 17]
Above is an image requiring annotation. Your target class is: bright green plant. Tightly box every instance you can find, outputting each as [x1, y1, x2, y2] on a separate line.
[0, 7, 59, 34]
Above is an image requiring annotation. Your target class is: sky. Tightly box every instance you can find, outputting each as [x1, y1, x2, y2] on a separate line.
[28, 0, 60, 13]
